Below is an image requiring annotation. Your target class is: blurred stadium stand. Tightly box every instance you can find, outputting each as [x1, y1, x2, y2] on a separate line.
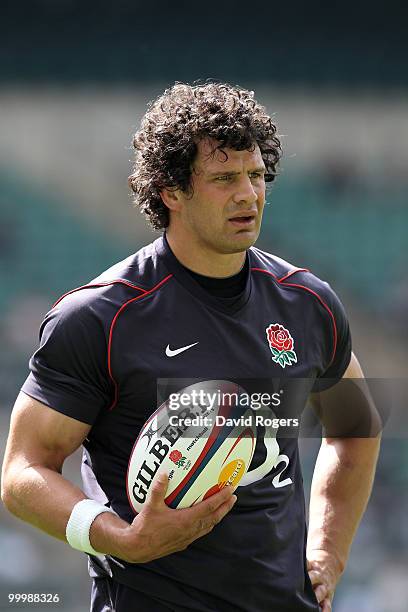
[1, 1, 407, 609]
[263, 175, 407, 309]
[1, 0, 407, 88]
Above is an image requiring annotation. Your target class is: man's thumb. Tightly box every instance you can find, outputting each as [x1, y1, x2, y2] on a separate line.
[147, 472, 169, 506]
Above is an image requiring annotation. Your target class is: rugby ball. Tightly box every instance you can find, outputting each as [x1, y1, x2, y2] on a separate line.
[126, 380, 257, 513]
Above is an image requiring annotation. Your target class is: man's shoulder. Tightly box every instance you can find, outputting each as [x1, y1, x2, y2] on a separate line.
[50, 238, 170, 322]
[91, 239, 163, 288]
[249, 245, 339, 306]
[249, 245, 307, 280]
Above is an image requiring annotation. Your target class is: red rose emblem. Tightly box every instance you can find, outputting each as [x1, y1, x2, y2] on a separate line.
[169, 450, 182, 463]
[266, 324, 293, 352]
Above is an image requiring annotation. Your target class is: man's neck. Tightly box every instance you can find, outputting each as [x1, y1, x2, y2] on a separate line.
[165, 232, 246, 278]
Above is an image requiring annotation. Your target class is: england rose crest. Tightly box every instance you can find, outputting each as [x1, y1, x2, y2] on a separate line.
[169, 449, 186, 468]
[266, 323, 297, 369]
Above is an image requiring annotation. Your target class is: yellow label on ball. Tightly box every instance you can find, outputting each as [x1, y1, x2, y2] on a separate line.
[218, 459, 246, 488]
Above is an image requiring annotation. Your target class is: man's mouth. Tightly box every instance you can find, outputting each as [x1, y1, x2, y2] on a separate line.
[228, 215, 256, 226]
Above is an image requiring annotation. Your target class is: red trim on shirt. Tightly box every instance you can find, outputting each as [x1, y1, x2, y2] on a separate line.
[52, 280, 148, 308]
[251, 267, 337, 366]
[107, 274, 173, 410]
[277, 268, 309, 282]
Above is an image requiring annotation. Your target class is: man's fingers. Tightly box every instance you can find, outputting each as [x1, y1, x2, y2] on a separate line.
[320, 597, 332, 611]
[308, 569, 323, 586]
[141, 480, 236, 551]
[185, 485, 235, 519]
[307, 567, 333, 610]
[307, 559, 319, 571]
[192, 503, 235, 538]
[314, 584, 328, 603]
[194, 517, 216, 536]
[146, 478, 236, 523]
[183, 492, 237, 540]
[212, 493, 237, 523]
[192, 493, 237, 530]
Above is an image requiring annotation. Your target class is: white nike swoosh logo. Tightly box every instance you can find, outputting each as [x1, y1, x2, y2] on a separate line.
[165, 342, 199, 357]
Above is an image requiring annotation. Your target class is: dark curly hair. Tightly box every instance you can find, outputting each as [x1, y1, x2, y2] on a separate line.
[128, 82, 282, 230]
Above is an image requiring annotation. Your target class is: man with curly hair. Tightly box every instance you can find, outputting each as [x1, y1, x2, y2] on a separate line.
[2, 82, 380, 612]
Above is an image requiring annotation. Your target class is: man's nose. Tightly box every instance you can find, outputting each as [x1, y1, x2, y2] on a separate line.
[232, 176, 258, 205]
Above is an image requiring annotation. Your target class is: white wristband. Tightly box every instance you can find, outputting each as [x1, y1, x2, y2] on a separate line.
[66, 499, 116, 555]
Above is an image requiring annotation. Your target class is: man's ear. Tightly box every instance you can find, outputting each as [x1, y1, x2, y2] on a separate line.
[160, 188, 183, 212]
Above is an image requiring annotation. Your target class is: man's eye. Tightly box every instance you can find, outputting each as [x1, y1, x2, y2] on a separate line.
[249, 172, 263, 180]
[215, 175, 232, 182]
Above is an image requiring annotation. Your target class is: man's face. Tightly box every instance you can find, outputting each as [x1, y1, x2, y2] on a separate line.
[174, 138, 267, 255]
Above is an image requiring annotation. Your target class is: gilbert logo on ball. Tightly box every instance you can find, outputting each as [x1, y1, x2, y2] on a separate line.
[126, 380, 257, 513]
[266, 323, 297, 369]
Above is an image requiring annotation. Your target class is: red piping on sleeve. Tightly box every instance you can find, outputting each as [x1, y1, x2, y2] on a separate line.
[251, 267, 337, 366]
[52, 280, 148, 308]
[107, 274, 173, 410]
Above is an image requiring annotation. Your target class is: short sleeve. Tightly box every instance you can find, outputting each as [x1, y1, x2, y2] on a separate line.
[312, 283, 352, 392]
[21, 291, 113, 424]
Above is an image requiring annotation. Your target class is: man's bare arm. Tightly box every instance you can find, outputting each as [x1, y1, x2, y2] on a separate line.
[306, 353, 381, 610]
[1, 393, 92, 538]
[1, 393, 236, 563]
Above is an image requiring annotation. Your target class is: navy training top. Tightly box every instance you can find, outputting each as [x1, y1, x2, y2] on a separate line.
[22, 234, 351, 612]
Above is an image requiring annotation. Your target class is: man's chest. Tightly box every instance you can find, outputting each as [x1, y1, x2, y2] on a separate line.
[103, 283, 328, 436]
[90, 282, 327, 499]
[109, 284, 326, 383]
